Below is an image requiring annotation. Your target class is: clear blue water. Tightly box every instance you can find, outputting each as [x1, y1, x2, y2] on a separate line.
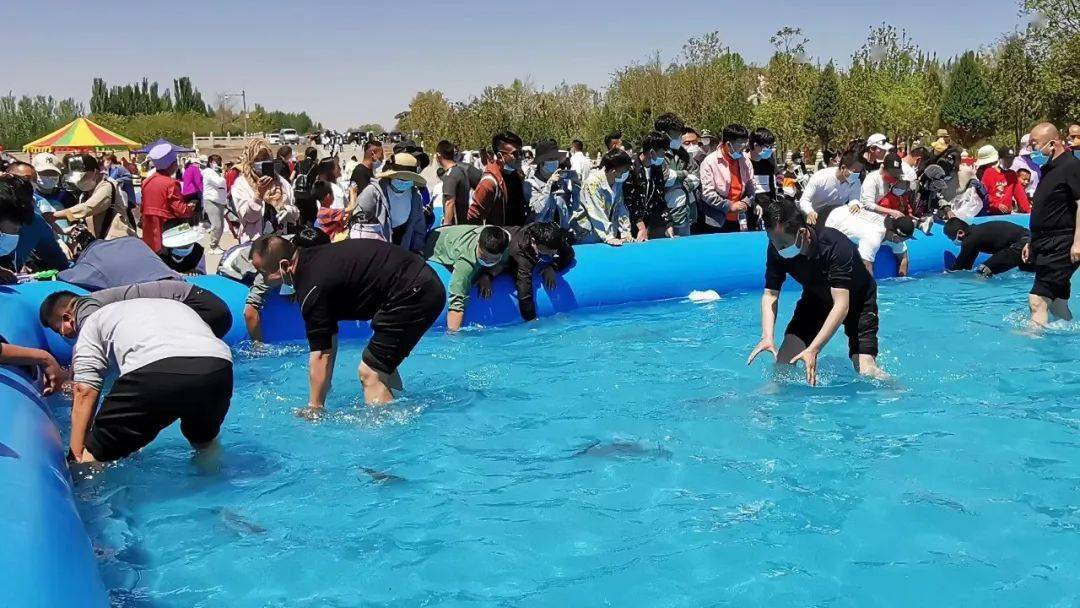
[70, 270, 1080, 607]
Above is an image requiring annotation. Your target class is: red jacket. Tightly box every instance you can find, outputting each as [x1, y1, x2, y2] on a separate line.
[981, 165, 1030, 214]
[466, 163, 509, 225]
[140, 172, 193, 252]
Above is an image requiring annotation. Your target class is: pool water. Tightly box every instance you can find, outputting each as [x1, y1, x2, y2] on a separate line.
[71, 270, 1080, 607]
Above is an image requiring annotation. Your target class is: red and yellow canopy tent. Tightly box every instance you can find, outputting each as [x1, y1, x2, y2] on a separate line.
[22, 117, 140, 154]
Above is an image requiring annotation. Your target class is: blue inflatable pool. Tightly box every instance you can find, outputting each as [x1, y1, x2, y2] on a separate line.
[0, 215, 1029, 607]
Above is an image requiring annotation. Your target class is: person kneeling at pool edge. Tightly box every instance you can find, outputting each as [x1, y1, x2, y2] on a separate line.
[39, 293, 233, 463]
[944, 217, 1031, 277]
[747, 196, 886, 386]
[424, 224, 510, 331]
[476, 222, 575, 322]
[252, 236, 445, 411]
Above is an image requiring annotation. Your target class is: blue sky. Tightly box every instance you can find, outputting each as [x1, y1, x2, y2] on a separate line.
[6, 0, 1026, 131]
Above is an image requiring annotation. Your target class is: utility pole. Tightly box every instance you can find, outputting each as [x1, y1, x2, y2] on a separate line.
[223, 90, 248, 135]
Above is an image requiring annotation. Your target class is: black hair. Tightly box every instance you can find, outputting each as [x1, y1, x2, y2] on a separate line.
[492, 130, 523, 154]
[5, 161, 34, 176]
[316, 157, 338, 179]
[683, 127, 699, 136]
[38, 290, 79, 327]
[0, 176, 35, 226]
[762, 196, 806, 234]
[294, 225, 331, 248]
[571, 139, 584, 152]
[1016, 167, 1032, 176]
[277, 146, 292, 160]
[749, 127, 775, 148]
[363, 139, 382, 153]
[310, 180, 334, 204]
[208, 154, 223, 165]
[72, 153, 99, 172]
[641, 131, 669, 154]
[105, 153, 118, 163]
[478, 225, 510, 254]
[839, 151, 863, 172]
[524, 222, 566, 249]
[654, 112, 685, 134]
[722, 124, 750, 144]
[944, 217, 970, 241]
[251, 234, 296, 269]
[304, 147, 318, 160]
[908, 146, 929, 159]
[598, 149, 632, 172]
[436, 140, 456, 160]
[603, 131, 623, 149]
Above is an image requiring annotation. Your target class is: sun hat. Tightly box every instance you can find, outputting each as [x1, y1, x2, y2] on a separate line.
[31, 152, 62, 175]
[974, 144, 999, 168]
[532, 139, 562, 166]
[161, 223, 205, 249]
[148, 143, 178, 171]
[866, 133, 894, 150]
[935, 128, 950, 138]
[375, 153, 427, 187]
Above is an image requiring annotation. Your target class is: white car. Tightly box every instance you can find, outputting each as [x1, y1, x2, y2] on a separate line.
[280, 129, 299, 145]
[266, 132, 281, 145]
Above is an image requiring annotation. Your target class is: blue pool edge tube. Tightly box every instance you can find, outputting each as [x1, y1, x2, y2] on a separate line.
[0, 214, 1028, 606]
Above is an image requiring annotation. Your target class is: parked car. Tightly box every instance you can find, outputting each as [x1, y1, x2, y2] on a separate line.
[266, 132, 282, 145]
[280, 129, 299, 145]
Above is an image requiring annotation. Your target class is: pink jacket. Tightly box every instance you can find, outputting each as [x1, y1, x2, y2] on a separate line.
[699, 150, 756, 209]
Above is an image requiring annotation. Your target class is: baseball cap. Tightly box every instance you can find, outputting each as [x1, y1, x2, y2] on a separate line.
[885, 215, 917, 240]
[867, 133, 894, 150]
[881, 152, 903, 179]
[997, 146, 1017, 160]
[32, 153, 62, 175]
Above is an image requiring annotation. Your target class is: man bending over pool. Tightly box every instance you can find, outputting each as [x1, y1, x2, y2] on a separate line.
[747, 197, 885, 386]
[251, 236, 446, 412]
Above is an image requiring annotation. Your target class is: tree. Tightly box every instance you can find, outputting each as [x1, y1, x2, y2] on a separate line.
[355, 123, 385, 135]
[1023, 0, 1080, 124]
[769, 26, 809, 57]
[804, 62, 841, 147]
[0, 94, 83, 150]
[990, 36, 1040, 146]
[939, 51, 995, 147]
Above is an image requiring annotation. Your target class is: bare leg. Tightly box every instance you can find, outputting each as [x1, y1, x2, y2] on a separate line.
[1050, 298, 1073, 321]
[359, 361, 399, 405]
[191, 438, 222, 474]
[776, 334, 807, 366]
[863, 260, 874, 275]
[1029, 294, 1051, 327]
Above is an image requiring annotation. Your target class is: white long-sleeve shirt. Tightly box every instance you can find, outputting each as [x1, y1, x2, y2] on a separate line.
[72, 299, 231, 391]
[201, 167, 228, 206]
[860, 170, 888, 211]
[799, 167, 861, 215]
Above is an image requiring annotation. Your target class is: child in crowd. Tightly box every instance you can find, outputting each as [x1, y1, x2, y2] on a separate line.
[313, 181, 345, 240]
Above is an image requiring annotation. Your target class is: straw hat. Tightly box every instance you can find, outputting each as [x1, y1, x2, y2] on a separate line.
[973, 144, 999, 168]
[375, 153, 427, 187]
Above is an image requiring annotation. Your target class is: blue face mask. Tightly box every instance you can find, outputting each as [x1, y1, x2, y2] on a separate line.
[759, 147, 774, 160]
[1030, 149, 1049, 167]
[391, 178, 412, 192]
[650, 157, 664, 167]
[730, 151, 744, 160]
[615, 171, 629, 183]
[669, 137, 681, 150]
[1073, 150, 1080, 160]
[848, 173, 860, 185]
[543, 161, 559, 174]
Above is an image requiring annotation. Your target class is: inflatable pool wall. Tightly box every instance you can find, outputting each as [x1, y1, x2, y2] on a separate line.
[0, 215, 1027, 607]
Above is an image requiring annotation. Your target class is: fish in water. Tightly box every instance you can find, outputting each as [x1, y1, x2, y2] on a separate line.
[211, 507, 267, 536]
[572, 440, 673, 460]
[0, 441, 18, 459]
[360, 467, 406, 484]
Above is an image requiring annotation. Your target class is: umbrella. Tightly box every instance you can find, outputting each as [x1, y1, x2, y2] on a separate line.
[133, 138, 195, 155]
[22, 117, 140, 153]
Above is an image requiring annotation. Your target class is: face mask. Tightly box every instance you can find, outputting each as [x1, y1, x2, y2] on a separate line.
[759, 147, 774, 160]
[951, 237, 963, 246]
[1030, 151, 1048, 167]
[783, 187, 797, 197]
[502, 163, 516, 173]
[1073, 150, 1080, 160]
[650, 157, 665, 167]
[685, 144, 701, 156]
[478, 256, 500, 268]
[891, 187, 907, 196]
[615, 171, 629, 183]
[730, 150, 744, 160]
[0, 232, 19, 256]
[542, 161, 559, 174]
[391, 178, 412, 192]
[37, 175, 60, 192]
[170, 244, 194, 260]
[775, 230, 804, 258]
[77, 176, 96, 192]
[668, 137, 680, 149]
[847, 173, 860, 185]
[279, 281, 295, 296]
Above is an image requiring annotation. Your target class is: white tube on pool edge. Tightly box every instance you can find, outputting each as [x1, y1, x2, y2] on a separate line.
[688, 290, 721, 303]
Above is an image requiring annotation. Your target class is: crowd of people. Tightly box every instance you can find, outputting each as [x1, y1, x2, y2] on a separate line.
[1, 113, 1078, 465]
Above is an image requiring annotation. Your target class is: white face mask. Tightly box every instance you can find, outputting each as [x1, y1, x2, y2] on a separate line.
[0, 232, 19, 256]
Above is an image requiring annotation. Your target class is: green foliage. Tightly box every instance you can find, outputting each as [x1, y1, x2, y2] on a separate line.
[990, 36, 1040, 146]
[91, 112, 219, 146]
[248, 104, 321, 134]
[804, 62, 841, 147]
[91, 77, 179, 115]
[939, 51, 996, 146]
[0, 94, 83, 150]
[354, 123, 385, 135]
[172, 77, 208, 115]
